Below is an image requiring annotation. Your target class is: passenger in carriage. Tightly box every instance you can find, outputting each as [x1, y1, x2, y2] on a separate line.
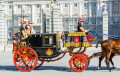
[12, 32, 18, 45]
[20, 21, 28, 46]
[25, 21, 34, 35]
[77, 19, 97, 43]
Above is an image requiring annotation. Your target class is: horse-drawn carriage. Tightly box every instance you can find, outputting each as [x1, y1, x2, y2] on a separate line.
[13, 32, 101, 72]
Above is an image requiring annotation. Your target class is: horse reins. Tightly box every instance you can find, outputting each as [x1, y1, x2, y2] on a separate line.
[88, 24, 101, 31]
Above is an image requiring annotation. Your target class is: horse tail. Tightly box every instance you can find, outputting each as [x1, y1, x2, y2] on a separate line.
[96, 41, 102, 48]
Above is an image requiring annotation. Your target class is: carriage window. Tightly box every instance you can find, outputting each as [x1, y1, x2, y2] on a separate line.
[43, 36, 55, 45]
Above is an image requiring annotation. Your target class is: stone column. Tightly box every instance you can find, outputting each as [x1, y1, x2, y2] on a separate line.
[119, 1, 120, 38]
[31, 5, 36, 33]
[69, 3, 72, 17]
[99, 1, 103, 17]
[102, 4, 108, 40]
[53, 3, 63, 33]
[0, 2, 8, 51]
[109, 1, 113, 24]
[96, 0, 100, 17]
[78, 3, 81, 17]
[31, 5, 35, 23]
[89, 1, 92, 24]
[79, 2, 83, 17]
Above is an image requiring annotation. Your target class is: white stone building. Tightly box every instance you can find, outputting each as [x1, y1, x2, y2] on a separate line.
[0, 2, 7, 48]
[0, 0, 120, 47]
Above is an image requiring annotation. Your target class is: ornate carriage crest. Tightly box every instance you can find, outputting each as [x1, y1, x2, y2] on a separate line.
[74, 38, 78, 42]
[46, 49, 53, 56]
[73, 37, 80, 43]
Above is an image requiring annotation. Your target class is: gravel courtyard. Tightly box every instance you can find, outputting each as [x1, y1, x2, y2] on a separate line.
[0, 47, 120, 76]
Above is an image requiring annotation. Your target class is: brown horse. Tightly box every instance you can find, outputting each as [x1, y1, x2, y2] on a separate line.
[96, 39, 120, 71]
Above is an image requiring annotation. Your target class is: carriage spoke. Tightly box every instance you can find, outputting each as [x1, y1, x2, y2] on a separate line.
[28, 65, 31, 69]
[30, 57, 36, 59]
[16, 58, 23, 62]
[29, 53, 34, 57]
[27, 51, 31, 56]
[17, 61, 23, 66]
[24, 62, 26, 70]
[16, 56, 23, 59]
[17, 53, 23, 58]
[20, 63, 24, 69]
[27, 62, 31, 69]
[32, 60, 36, 64]
[25, 48, 27, 54]
[28, 61, 33, 67]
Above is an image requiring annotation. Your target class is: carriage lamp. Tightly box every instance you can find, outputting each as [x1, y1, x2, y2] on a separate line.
[56, 31, 61, 48]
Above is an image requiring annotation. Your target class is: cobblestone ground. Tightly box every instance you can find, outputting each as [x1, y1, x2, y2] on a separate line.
[0, 47, 120, 76]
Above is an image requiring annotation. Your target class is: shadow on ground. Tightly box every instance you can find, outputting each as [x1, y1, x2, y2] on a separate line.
[0, 66, 119, 72]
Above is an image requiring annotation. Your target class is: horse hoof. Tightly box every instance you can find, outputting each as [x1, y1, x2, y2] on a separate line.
[109, 70, 111, 72]
[109, 69, 113, 72]
[97, 67, 100, 70]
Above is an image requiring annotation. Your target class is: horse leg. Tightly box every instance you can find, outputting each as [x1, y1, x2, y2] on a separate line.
[110, 53, 115, 69]
[105, 52, 111, 71]
[97, 55, 105, 70]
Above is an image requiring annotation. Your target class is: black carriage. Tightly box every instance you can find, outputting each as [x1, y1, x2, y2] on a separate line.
[13, 32, 98, 72]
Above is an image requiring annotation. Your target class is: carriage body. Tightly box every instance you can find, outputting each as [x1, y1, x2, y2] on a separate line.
[26, 33, 61, 59]
[13, 32, 93, 72]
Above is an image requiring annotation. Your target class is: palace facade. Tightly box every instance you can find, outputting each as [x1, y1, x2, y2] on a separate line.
[0, 0, 120, 46]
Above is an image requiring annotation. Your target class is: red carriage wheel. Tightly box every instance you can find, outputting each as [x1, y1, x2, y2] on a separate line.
[14, 47, 38, 72]
[35, 58, 44, 69]
[70, 54, 88, 72]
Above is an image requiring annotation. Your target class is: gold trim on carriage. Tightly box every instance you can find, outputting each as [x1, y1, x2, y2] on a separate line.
[64, 32, 92, 48]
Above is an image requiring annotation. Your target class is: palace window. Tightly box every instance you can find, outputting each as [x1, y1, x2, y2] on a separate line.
[114, 2, 118, 6]
[8, 20, 12, 25]
[46, 4, 49, 8]
[36, 5, 40, 8]
[18, 5, 21, 8]
[47, 19, 50, 25]
[114, 30, 119, 37]
[37, 19, 40, 23]
[74, 3, 78, 7]
[9, 5, 12, 9]
[84, 3, 87, 9]
[65, 3, 68, 7]
[93, 3, 96, 7]
[57, 4, 59, 6]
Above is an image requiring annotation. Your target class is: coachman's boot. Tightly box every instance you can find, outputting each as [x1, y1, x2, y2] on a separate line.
[88, 37, 97, 43]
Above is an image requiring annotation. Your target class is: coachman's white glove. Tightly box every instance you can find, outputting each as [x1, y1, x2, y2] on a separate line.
[85, 30, 89, 32]
[25, 35, 28, 38]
